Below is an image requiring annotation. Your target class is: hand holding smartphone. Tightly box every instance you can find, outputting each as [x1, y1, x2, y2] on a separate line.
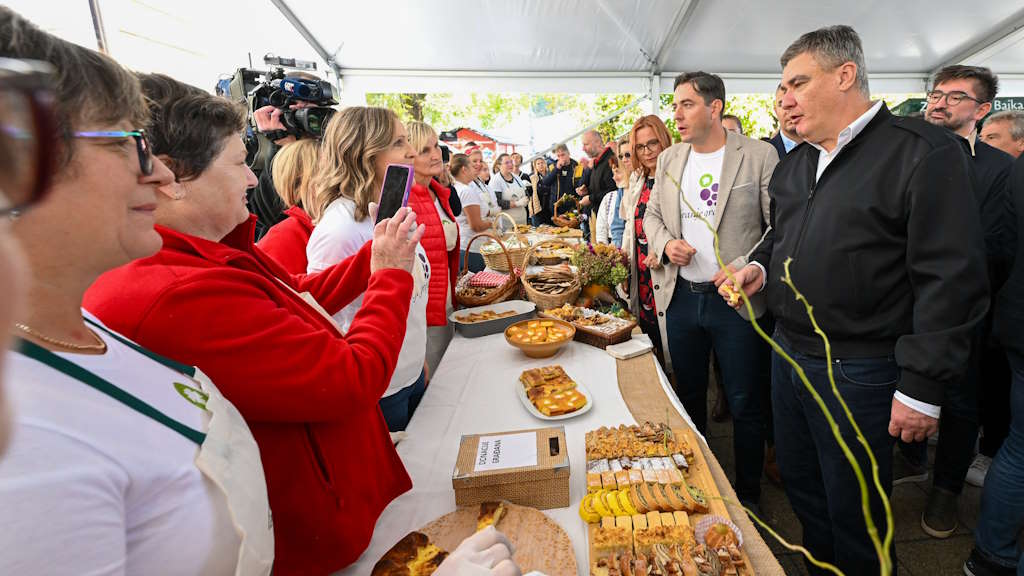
[376, 164, 415, 224]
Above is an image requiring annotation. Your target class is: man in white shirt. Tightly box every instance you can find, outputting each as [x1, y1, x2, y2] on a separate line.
[642, 71, 779, 510]
[766, 84, 804, 158]
[725, 26, 987, 575]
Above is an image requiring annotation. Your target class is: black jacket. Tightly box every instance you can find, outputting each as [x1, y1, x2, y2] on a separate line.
[765, 133, 787, 160]
[751, 105, 989, 406]
[964, 139, 1015, 290]
[587, 147, 618, 216]
[994, 154, 1024, 359]
[542, 158, 578, 214]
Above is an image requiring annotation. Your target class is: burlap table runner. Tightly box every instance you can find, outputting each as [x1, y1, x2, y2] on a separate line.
[616, 353, 785, 575]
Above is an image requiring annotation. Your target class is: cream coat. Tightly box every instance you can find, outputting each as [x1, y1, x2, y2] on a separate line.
[641, 130, 778, 356]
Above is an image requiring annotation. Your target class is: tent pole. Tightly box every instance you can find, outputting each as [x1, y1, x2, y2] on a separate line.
[649, 74, 661, 114]
[268, 0, 344, 91]
[88, 0, 109, 54]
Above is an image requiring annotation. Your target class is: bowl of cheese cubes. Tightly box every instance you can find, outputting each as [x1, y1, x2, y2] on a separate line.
[504, 318, 576, 358]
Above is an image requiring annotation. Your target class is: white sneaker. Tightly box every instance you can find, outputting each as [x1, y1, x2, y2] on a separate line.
[965, 454, 992, 487]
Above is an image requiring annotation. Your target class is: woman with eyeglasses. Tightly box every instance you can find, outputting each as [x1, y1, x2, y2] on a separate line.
[0, 10, 274, 575]
[620, 115, 674, 366]
[82, 72, 424, 574]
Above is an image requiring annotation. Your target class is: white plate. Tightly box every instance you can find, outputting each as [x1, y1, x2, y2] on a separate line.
[515, 370, 594, 421]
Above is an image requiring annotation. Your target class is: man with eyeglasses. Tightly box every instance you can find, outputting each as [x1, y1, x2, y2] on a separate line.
[890, 64, 1017, 540]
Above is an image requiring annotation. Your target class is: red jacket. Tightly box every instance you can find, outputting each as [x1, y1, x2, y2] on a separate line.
[256, 205, 313, 275]
[83, 216, 413, 575]
[407, 178, 460, 325]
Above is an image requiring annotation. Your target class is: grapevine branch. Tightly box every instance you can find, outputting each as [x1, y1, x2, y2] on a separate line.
[662, 169, 894, 575]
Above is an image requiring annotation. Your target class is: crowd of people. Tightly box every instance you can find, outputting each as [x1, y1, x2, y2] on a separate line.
[0, 6, 1022, 576]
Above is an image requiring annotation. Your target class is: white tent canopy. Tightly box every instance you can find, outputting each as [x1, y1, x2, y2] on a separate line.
[11, 0, 1024, 101]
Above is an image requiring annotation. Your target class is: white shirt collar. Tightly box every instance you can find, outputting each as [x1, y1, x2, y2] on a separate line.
[809, 100, 884, 156]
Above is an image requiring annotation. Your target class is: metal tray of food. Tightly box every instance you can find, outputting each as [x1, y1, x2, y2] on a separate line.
[449, 300, 536, 338]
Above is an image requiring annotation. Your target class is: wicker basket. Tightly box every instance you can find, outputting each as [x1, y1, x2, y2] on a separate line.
[551, 196, 581, 229]
[521, 241, 581, 311]
[456, 233, 521, 308]
[482, 212, 529, 273]
[537, 309, 637, 349]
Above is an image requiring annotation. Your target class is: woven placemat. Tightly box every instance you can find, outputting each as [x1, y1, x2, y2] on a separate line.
[616, 353, 785, 576]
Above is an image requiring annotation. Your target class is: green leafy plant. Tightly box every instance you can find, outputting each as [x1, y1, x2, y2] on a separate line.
[664, 169, 895, 576]
[571, 243, 629, 287]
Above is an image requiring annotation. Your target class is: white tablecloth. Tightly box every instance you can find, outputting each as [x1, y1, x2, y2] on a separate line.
[338, 331, 697, 575]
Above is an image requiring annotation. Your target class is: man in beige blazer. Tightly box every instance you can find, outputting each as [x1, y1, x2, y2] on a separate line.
[644, 71, 779, 508]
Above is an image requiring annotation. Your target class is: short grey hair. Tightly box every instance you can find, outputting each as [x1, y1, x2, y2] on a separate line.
[984, 111, 1024, 142]
[554, 142, 570, 153]
[583, 129, 603, 144]
[781, 25, 870, 97]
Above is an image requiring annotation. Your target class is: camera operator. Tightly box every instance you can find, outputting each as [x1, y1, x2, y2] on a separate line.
[245, 71, 335, 239]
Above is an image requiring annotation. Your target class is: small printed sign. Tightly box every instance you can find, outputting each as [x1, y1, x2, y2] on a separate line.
[473, 432, 538, 472]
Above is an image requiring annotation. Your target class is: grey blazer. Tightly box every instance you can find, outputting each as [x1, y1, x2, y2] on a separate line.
[642, 130, 778, 352]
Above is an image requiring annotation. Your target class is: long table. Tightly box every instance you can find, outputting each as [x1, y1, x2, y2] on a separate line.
[339, 331, 780, 575]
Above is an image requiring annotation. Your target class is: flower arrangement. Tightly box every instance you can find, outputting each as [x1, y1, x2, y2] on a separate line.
[571, 242, 629, 287]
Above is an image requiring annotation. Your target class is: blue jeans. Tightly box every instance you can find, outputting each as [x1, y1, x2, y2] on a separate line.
[974, 352, 1024, 572]
[772, 335, 898, 575]
[379, 370, 426, 432]
[458, 251, 485, 273]
[664, 282, 770, 505]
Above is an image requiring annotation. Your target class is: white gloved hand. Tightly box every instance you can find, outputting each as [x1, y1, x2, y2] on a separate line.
[433, 527, 521, 576]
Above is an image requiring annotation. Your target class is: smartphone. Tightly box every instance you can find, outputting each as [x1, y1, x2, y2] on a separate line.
[376, 164, 414, 224]
[440, 144, 450, 163]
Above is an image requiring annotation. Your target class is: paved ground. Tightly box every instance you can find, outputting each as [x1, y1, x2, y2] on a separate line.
[703, 384, 981, 576]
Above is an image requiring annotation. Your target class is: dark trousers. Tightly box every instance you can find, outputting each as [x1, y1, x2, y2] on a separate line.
[379, 370, 427, 432]
[458, 251, 486, 273]
[899, 333, 981, 494]
[664, 282, 769, 505]
[772, 336, 898, 575]
[980, 342, 1012, 457]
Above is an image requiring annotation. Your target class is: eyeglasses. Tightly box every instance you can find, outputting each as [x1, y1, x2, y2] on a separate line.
[73, 129, 153, 176]
[618, 152, 631, 160]
[635, 139, 662, 154]
[0, 57, 57, 217]
[926, 90, 983, 107]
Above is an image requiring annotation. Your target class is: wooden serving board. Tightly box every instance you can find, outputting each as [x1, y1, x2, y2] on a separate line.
[420, 502, 576, 576]
[584, 426, 754, 575]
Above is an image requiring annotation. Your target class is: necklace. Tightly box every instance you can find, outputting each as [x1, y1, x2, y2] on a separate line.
[14, 322, 108, 353]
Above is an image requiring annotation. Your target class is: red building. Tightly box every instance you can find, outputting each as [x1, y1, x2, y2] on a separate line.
[438, 127, 519, 162]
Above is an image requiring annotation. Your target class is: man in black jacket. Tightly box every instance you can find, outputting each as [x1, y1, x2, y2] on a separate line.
[765, 84, 803, 158]
[579, 129, 617, 241]
[541, 143, 578, 219]
[723, 26, 989, 574]
[965, 153, 1023, 576]
[895, 65, 1016, 538]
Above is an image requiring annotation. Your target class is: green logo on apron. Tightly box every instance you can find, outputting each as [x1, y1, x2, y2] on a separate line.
[174, 382, 209, 410]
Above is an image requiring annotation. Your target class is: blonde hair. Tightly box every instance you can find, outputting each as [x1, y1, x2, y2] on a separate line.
[310, 106, 399, 222]
[272, 139, 320, 210]
[406, 120, 438, 157]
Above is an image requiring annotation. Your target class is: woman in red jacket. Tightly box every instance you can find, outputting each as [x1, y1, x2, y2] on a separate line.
[83, 74, 424, 574]
[405, 121, 460, 373]
[256, 139, 319, 274]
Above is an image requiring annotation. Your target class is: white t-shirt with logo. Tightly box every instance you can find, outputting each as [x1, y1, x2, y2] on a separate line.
[678, 147, 725, 282]
[0, 318, 243, 575]
[307, 196, 429, 396]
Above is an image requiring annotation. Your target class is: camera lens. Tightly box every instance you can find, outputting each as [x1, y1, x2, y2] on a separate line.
[268, 90, 286, 108]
